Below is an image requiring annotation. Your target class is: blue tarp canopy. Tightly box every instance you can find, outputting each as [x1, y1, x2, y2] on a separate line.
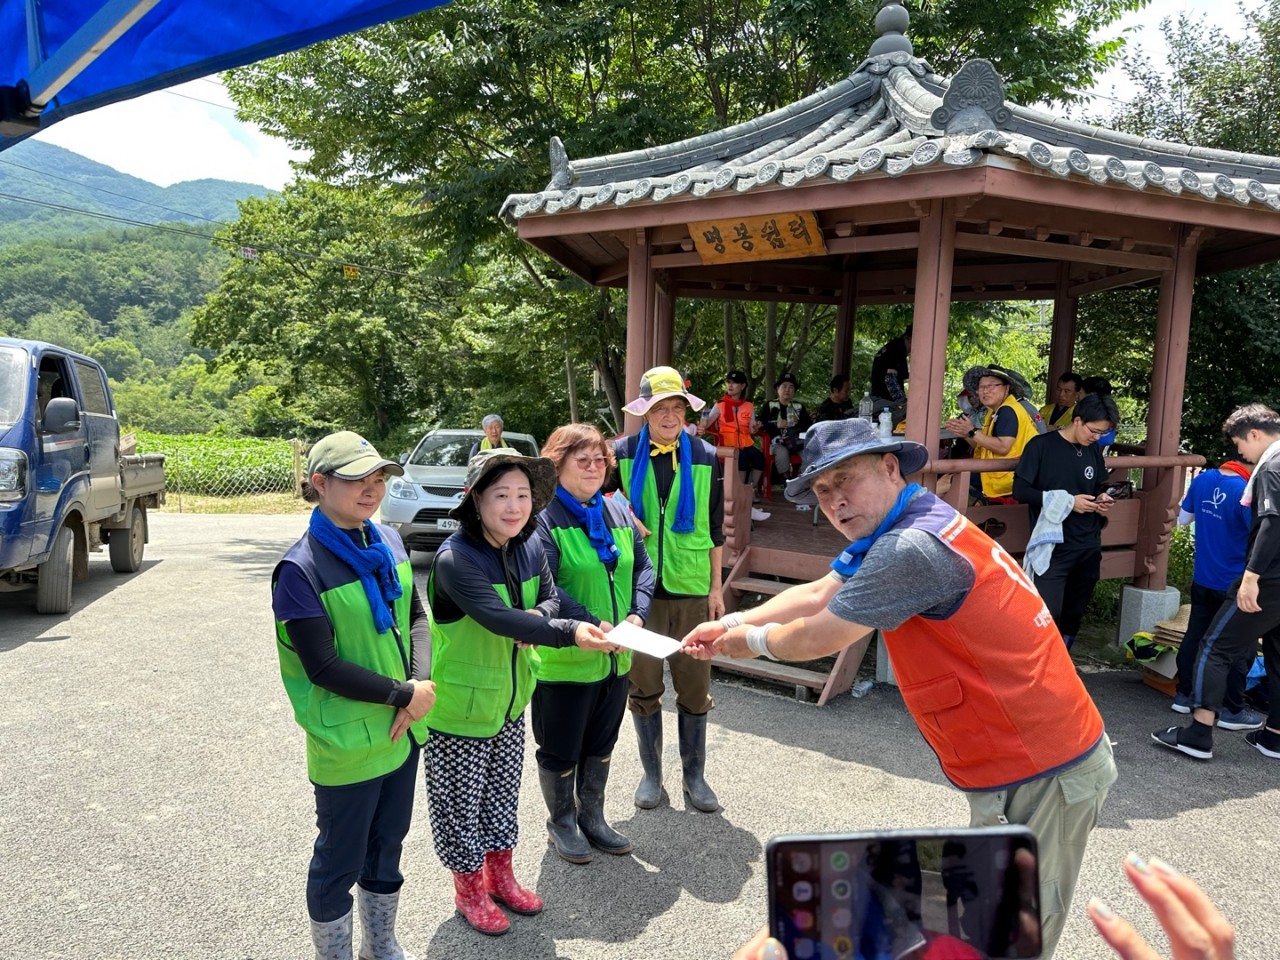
[0, 0, 451, 148]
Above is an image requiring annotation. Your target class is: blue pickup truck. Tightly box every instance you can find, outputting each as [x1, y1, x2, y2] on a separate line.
[0, 338, 166, 614]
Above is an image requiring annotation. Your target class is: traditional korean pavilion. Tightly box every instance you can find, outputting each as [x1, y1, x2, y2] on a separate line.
[501, 0, 1280, 700]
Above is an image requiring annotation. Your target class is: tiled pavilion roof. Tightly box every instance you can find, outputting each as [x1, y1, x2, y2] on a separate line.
[500, 1, 1280, 224]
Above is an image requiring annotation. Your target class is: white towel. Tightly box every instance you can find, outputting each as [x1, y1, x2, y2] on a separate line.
[1022, 489, 1076, 577]
[1241, 438, 1280, 506]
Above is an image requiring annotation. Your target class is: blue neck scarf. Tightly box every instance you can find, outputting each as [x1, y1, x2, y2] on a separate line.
[830, 483, 924, 579]
[555, 486, 620, 565]
[308, 507, 403, 633]
[629, 425, 696, 532]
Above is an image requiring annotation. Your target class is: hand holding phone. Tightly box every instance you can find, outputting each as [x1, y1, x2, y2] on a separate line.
[767, 827, 1041, 960]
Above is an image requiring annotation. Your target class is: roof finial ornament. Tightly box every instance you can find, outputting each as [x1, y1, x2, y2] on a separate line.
[868, 0, 913, 58]
[549, 136, 573, 189]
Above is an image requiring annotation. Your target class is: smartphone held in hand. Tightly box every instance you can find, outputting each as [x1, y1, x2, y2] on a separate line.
[766, 826, 1042, 960]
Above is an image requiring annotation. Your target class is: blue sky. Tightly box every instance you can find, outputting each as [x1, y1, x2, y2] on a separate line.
[30, 0, 1239, 191]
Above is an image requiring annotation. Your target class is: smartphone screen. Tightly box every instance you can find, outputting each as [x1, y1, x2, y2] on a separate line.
[767, 827, 1041, 960]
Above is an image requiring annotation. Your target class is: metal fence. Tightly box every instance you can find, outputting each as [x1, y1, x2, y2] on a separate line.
[134, 433, 306, 509]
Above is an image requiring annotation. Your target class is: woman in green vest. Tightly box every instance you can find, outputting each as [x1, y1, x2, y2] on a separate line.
[425, 450, 613, 936]
[271, 431, 436, 960]
[533, 423, 656, 863]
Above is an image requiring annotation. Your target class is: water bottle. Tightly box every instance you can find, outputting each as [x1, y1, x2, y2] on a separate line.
[850, 679, 875, 699]
[858, 391, 874, 420]
[878, 407, 893, 440]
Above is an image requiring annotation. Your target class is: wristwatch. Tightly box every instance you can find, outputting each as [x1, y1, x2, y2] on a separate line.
[967, 428, 977, 438]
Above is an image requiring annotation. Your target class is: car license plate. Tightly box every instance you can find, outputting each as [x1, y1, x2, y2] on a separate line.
[437, 518, 459, 531]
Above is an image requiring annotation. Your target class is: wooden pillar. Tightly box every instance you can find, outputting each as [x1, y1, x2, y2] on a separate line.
[1047, 262, 1077, 404]
[904, 199, 956, 483]
[833, 268, 858, 377]
[653, 271, 674, 367]
[624, 228, 655, 433]
[1134, 226, 1200, 589]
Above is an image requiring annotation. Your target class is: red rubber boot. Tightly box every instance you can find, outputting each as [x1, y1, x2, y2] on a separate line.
[483, 849, 544, 915]
[451, 870, 509, 936]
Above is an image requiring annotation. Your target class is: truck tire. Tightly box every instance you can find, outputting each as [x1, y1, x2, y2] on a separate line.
[109, 505, 145, 573]
[35, 525, 74, 615]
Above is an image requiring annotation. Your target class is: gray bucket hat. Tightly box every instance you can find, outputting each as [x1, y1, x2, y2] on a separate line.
[962, 364, 1032, 401]
[784, 419, 929, 505]
[449, 449, 557, 519]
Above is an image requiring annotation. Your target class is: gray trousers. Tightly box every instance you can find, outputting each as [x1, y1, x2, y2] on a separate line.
[965, 736, 1117, 960]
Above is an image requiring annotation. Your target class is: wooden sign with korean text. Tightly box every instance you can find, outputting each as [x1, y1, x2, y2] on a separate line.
[689, 212, 826, 264]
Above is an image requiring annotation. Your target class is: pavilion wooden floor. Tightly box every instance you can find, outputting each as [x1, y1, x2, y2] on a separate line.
[739, 494, 847, 562]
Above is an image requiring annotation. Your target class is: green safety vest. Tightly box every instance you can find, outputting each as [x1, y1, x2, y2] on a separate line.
[533, 516, 636, 682]
[426, 570, 540, 738]
[617, 444, 714, 596]
[273, 532, 423, 788]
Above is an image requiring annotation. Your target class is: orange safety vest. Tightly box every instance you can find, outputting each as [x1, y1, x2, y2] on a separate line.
[713, 396, 755, 448]
[881, 493, 1104, 791]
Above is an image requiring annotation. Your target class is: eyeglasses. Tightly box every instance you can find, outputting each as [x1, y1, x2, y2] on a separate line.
[976, 381, 1006, 392]
[571, 455, 608, 469]
[1082, 424, 1110, 438]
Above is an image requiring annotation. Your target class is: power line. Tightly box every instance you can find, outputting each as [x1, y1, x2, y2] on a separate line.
[161, 89, 240, 112]
[0, 155, 233, 227]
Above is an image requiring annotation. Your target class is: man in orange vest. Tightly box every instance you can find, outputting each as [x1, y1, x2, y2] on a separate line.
[683, 419, 1116, 959]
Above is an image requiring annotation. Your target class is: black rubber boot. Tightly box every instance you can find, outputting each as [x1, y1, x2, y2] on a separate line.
[577, 756, 633, 855]
[632, 711, 666, 809]
[537, 764, 592, 863]
[678, 711, 720, 812]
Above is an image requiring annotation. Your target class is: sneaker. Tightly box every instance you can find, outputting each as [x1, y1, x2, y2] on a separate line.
[751, 507, 771, 522]
[1217, 707, 1266, 731]
[1151, 726, 1213, 760]
[1244, 730, 1280, 759]
[795, 504, 811, 512]
[1170, 692, 1192, 714]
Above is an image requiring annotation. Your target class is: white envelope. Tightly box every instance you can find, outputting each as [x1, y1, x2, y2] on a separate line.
[608, 620, 683, 659]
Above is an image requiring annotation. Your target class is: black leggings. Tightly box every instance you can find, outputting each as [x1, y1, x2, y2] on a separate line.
[1191, 577, 1280, 728]
[530, 672, 629, 772]
[1175, 581, 1247, 710]
[1031, 543, 1100, 637]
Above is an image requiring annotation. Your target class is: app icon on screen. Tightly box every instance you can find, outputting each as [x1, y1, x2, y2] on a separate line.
[829, 850, 850, 871]
[792, 909, 814, 931]
[832, 934, 854, 957]
[793, 939, 816, 960]
[790, 851, 814, 872]
[830, 907, 853, 928]
[830, 878, 852, 900]
[792, 880, 813, 902]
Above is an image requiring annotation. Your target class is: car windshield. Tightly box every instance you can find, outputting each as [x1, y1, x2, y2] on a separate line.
[0, 346, 28, 427]
[409, 433, 537, 467]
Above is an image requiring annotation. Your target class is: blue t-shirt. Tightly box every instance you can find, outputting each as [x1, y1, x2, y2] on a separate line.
[1182, 469, 1252, 591]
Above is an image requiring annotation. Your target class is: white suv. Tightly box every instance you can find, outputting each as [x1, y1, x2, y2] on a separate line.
[380, 428, 540, 553]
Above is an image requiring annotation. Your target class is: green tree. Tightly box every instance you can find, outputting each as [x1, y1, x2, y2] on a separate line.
[191, 181, 451, 439]
[223, 0, 1145, 427]
[1077, 0, 1280, 458]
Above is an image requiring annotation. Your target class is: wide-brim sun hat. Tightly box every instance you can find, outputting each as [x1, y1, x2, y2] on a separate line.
[784, 419, 929, 505]
[307, 431, 404, 480]
[962, 364, 1031, 401]
[449, 449, 558, 519]
[623, 365, 706, 417]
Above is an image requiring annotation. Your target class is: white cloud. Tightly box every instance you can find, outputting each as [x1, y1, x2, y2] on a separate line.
[34, 77, 308, 190]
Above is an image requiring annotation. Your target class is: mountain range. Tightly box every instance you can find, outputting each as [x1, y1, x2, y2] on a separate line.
[0, 140, 271, 244]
